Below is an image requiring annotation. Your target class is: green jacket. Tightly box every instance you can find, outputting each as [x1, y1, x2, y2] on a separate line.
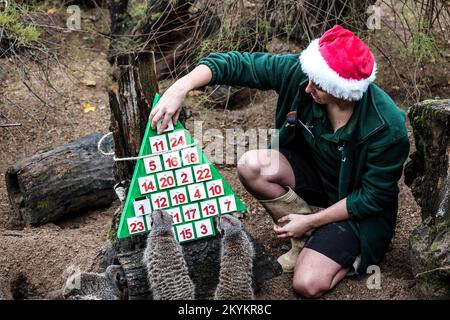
[198, 52, 410, 274]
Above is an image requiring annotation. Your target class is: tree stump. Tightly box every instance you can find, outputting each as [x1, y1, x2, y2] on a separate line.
[404, 99, 450, 299]
[5, 133, 115, 226]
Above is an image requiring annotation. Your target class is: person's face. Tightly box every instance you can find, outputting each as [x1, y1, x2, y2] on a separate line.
[305, 80, 335, 104]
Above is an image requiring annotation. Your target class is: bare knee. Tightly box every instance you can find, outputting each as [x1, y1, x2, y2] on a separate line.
[237, 150, 263, 182]
[293, 274, 329, 298]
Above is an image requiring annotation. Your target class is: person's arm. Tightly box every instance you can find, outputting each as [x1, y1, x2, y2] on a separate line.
[150, 64, 212, 134]
[274, 198, 349, 238]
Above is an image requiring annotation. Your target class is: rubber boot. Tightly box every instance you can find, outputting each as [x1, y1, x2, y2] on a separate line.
[259, 187, 312, 272]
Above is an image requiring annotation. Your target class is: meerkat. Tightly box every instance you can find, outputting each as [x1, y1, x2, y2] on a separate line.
[214, 214, 255, 300]
[63, 264, 126, 300]
[143, 209, 195, 300]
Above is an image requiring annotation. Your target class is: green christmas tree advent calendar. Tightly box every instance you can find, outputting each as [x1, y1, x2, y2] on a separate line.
[117, 94, 246, 242]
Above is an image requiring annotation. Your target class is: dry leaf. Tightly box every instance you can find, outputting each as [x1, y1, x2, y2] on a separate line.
[47, 7, 58, 14]
[81, 79, 97, 87]
[110, 83, 118, 95]
[82, 101, 96, 113]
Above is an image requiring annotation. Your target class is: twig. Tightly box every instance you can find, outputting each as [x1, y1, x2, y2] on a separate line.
[0, 123, 22, 127]
[415, 266, 450, 278]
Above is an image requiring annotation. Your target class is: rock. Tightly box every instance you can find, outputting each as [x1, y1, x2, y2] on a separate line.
[115, 231, 282, 300]
[204, 85, 258, 110]
[405, 99, 450, 299]
[5, 133, 116, 226]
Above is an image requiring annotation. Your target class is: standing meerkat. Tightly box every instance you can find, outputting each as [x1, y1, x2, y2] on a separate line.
[214, 214, 255, 300]
[63, 265, 126, 300]
[143, 209, 195, 300]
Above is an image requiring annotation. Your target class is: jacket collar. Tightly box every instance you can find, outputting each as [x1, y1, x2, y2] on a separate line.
[299, 82, 386, 144]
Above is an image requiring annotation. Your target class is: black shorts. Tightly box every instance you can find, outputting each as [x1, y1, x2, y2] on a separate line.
[279, 147, 360, 269]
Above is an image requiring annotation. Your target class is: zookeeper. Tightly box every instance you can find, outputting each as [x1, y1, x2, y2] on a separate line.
[149, 25, 410, 298]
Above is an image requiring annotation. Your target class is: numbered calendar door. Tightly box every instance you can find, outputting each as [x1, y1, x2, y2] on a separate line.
[206, 179, 224, 198]
[149, 135, 168, 154]
[143, 155, 162, 175]
[133, 197, 152, 217]
[169, 187, 189, 206]
[181, 146, 200, 166]
[194, 219, 214, 238]
[138, 175, 157, 195]
[175, 167, 194, 186]
[218, 195, 237, 214]
[175, 223, 195, 243]
[162, 151, 182, 170]
[151, 191, 170, 210]
[200, 199, 219, 218]
[156, 171, 176, 190]
[193, 164, 212, 182]
[168, 130, 187, 150]
[166, 207, 182, 225]
[187, 183, 207, 202]
[156, 119, 174, 133]
[181, 203, 201, 222]
[127, 217, 146, 235]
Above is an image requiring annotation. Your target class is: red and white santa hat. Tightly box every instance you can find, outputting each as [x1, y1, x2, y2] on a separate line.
[300, 25, 377, 101]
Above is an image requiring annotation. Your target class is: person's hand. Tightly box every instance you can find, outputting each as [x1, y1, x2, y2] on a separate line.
[273, 214, 314, 239]
[150, 81, 189, 134]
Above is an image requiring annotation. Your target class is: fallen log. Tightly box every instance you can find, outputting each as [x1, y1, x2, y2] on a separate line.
[5, 133, 116, 226]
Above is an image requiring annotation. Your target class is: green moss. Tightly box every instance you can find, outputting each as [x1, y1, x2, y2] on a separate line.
[36, 200, 49, 209]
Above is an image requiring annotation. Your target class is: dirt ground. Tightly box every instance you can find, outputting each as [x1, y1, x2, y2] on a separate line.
[0, 8, 426, 300]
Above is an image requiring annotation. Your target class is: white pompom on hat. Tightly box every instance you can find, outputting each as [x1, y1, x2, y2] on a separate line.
[300, 25, 377, 101]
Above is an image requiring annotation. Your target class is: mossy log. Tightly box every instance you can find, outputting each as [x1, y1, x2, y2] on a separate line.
[405, 99, 450, 299]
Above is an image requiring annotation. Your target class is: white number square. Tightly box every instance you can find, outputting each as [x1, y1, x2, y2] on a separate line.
[181, 146, 200, 166]
[127, 216, 146, 235]
[206, 179, 224, 198]
[168, 130, 187, 150]
[162, 151, 182, 170]
[133, 197, 152, 217]
[194, 219, 214, 238]
[166, 207, 182, 225]
[175, 223, 195, 243]
[138, 175, 157, 195]
[149, 135, 168, 154]
[181, 203, 200, 222]
[156, 170, 176, 190]
[143, 155, 162, 174]
[200, 199, 219, 218]
[187, 183, 207, 202]
[156, 119, 174, 133]
[174, 167, 194, 186]
[193, 163, 212, 182]
[169, 187, 188, 206]
[218, 195, 237, 214]
[150, 191, 170, 209]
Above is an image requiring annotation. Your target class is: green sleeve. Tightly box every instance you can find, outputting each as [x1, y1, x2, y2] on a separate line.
[346, 136, 410, 220]
[197, 51, 302, 93]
